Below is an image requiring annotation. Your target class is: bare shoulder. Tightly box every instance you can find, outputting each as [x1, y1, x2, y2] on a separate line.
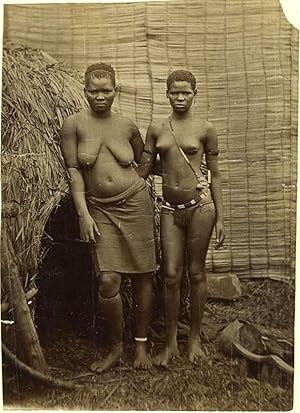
[191, 118, 214, 132]
[193, 118, 216, 139]
[148, 119, 165, 137]
[115, 113, 136, 128]
[114, 113, 140, 133]
[204, 120, 217, 136]
[61, 110, 88, 130]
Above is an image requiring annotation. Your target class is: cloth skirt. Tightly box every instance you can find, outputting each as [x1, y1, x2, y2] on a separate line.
[88, 178, 157, 275]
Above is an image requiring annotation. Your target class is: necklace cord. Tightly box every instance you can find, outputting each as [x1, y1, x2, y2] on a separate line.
[168, 117, 202, 181]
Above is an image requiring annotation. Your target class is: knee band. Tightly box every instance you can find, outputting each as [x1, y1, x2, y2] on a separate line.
[98, 292, 120, 301]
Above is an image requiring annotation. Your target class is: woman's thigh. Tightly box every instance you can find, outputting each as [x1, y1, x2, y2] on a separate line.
[160, 212, 186, 276]
[187, 206, 215, 274]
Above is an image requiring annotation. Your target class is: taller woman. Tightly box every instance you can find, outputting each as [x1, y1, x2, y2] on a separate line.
[60, 63, 157, 372]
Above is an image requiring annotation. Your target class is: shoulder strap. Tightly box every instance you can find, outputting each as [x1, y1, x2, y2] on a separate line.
[168, 117, 202, 182]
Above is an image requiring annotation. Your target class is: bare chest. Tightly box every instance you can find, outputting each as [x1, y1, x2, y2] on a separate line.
[77, 120, 133, 166]
[156, 124, 207, 156]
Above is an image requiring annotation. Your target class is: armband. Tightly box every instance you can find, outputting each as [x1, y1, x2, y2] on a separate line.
[206, 149, 219, 156]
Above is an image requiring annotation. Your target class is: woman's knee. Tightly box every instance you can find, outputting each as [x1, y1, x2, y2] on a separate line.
[164, 267, 183, 289]
[189, 270, 206, 285]
[188, 259, 206, 279]
[98, 272, 121, 298]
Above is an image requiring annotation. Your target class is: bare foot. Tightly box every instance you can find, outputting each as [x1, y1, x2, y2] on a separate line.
[153, 344, 180, 367]
[91, 343, 123, 373]
[188, 337, 206, 363]
[133, 343, 152, 369]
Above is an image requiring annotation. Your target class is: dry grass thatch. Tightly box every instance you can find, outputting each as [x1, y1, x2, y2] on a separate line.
[1, 43, 87, 297]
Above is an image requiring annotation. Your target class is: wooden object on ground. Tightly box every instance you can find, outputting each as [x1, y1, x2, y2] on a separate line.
[1, 230, 48, 374]
[2, 342, 79, 390]
[233, 341, 293, 388]
[1, 287, 38, 313]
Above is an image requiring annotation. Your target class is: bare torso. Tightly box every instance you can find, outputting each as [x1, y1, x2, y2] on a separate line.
[75, 111, 140, 198]
[153, 117, 209, 204]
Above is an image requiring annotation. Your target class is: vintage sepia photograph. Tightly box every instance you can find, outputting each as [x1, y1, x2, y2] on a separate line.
[1, 0, 298, 410]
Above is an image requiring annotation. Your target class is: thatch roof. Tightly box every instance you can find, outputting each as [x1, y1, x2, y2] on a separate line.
[1, 44, 87, 296]
[2, 0, 298, 281]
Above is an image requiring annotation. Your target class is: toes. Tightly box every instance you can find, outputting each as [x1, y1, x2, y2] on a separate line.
[155, 358, 168, 367]
[134, 357, 152, 370]
[140, 363, 151, 370]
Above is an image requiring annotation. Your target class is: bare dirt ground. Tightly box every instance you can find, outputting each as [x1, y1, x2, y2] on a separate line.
[2, 278, 294, 411]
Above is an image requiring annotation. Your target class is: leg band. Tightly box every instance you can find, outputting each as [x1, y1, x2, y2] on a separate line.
[98, 292, 120, 302]
[135, 337, 147, 342]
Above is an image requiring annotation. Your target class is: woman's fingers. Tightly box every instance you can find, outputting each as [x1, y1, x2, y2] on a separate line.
[80, 224, 92, 242]
[93, 222, 101, 237]
[79, 217, 101, 243]
[89, 232, 96, 243]
[215, 224, 226, 249]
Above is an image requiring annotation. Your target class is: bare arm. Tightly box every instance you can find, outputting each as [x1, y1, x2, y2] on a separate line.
[205, 122, 225, 248]
[130, 123, 144, 164]
[60, 116, 100, 242]
[137, 124, 158, 179]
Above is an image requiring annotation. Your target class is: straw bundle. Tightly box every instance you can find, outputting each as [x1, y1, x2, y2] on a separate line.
[3, 1, 298, 280]
[1, 43, 87, 300]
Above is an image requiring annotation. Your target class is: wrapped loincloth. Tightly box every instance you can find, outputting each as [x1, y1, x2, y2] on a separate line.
[87, 178, 157, 274]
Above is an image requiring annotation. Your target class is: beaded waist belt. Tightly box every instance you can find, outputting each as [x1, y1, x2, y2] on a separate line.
[160, 191, 212, 211]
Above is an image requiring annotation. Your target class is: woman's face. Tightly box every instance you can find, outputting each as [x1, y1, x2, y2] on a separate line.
[166, 81, 196, 113]
[85, 77, 116, 113]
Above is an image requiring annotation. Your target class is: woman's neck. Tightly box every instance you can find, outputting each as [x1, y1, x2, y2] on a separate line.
[170, 110, 193, 121]
[90, 108, 113, 119]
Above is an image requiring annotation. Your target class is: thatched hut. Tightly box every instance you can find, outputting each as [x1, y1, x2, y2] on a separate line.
[1, 44, 90, 369]
[2, 43, 87, 294]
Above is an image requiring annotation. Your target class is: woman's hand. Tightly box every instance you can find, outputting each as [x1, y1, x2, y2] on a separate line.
[214, 219, 226, 249]
[79, 213, 101, 243]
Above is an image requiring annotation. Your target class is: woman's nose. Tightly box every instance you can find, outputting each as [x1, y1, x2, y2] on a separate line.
[96, 93, 105, 100]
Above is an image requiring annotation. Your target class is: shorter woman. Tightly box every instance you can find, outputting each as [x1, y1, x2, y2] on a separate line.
[138, 70, 225, 366]
[61, 63, 157, 372]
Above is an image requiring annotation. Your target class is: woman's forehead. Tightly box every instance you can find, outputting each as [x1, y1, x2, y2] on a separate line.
[86, 76, 114, 89]
[168, 80, 194, 91]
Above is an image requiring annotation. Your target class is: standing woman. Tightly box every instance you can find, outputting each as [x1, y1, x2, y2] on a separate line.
[138, 70, 225, 366]
[60, 63, 157, 372]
